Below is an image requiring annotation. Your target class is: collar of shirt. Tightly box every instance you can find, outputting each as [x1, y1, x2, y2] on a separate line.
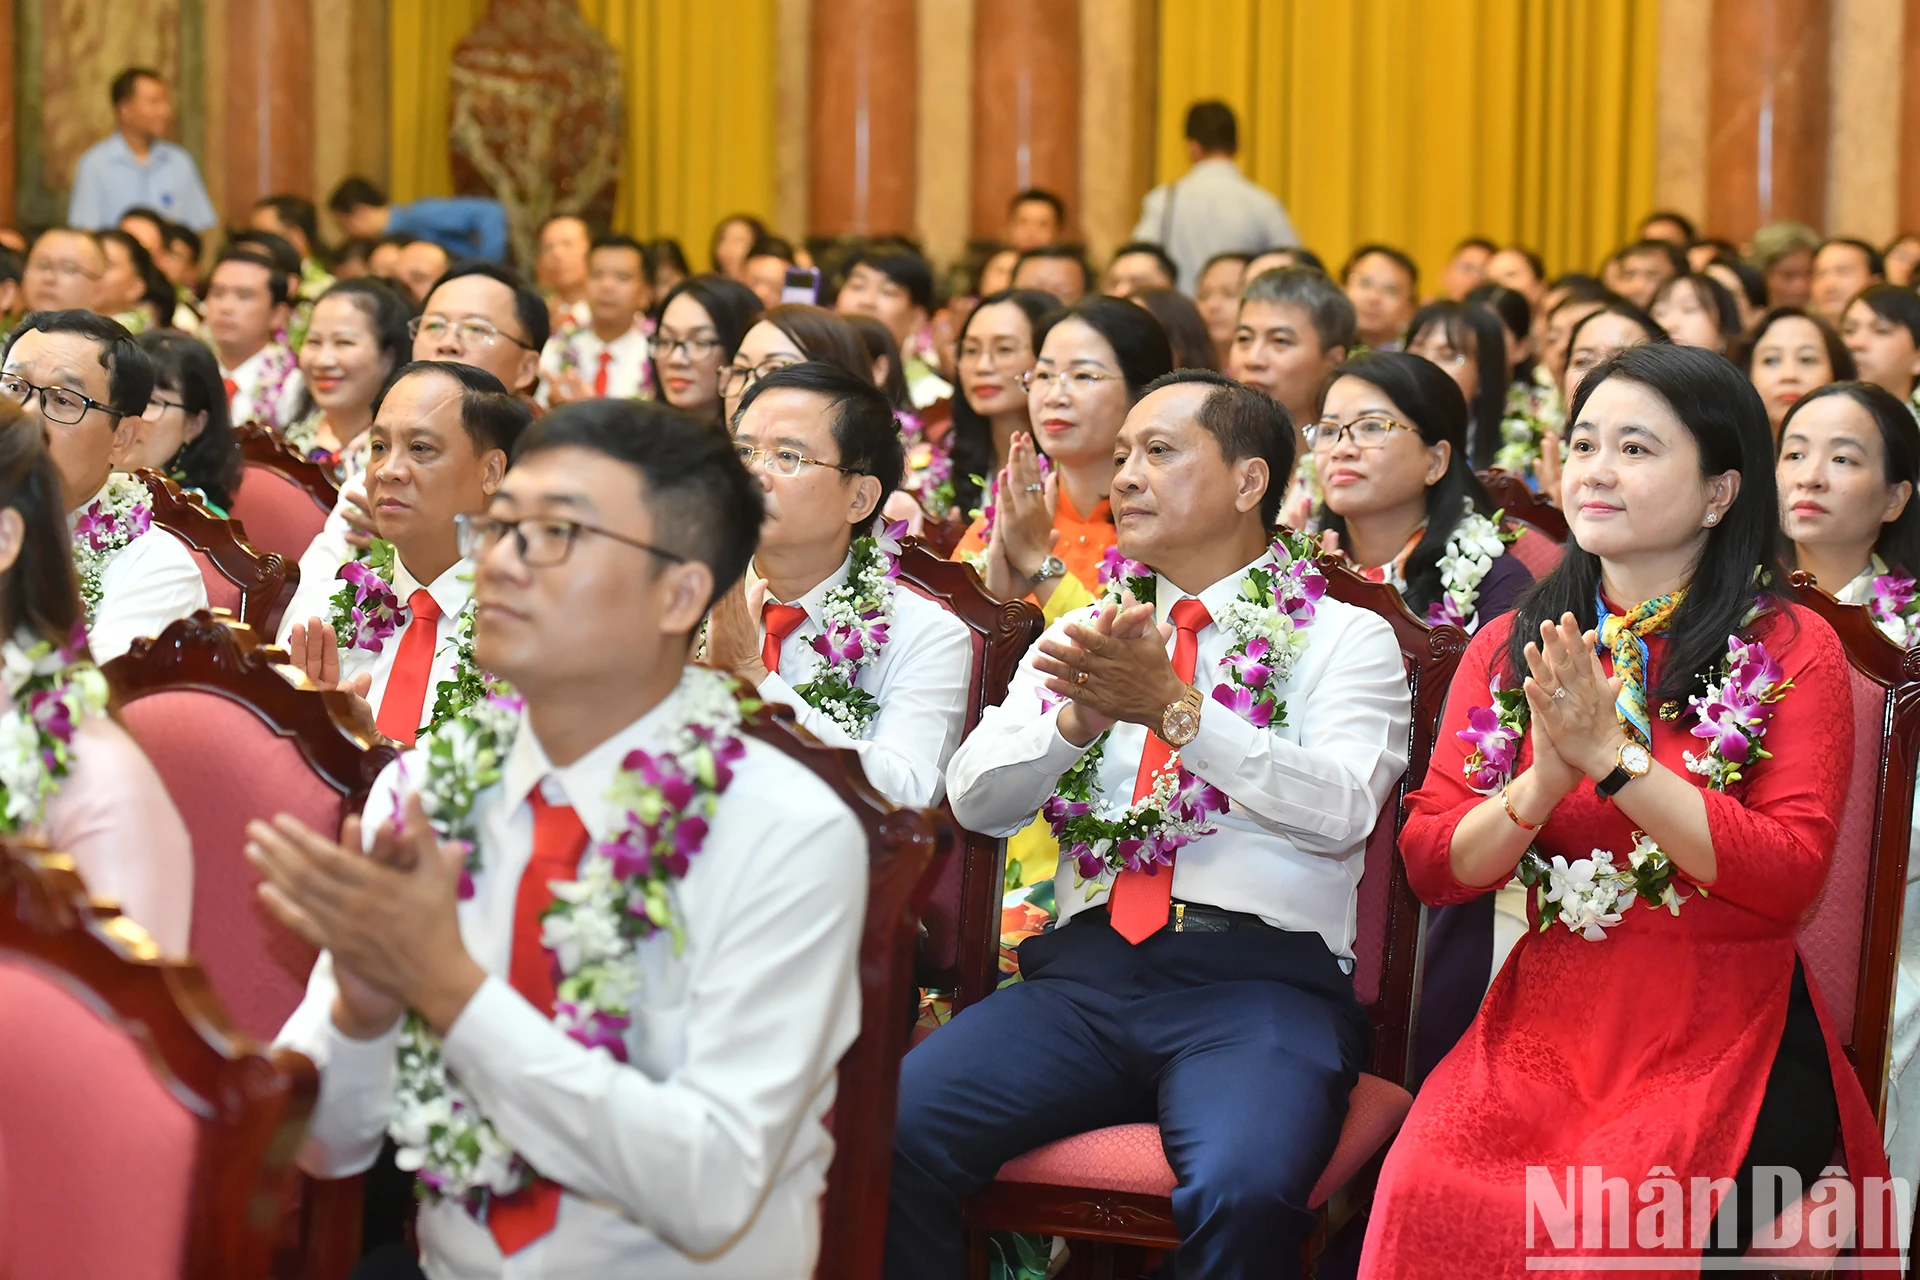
[102, 132, 182, 171]
[498, 666, 702, 838]
[388, 554, 473, 620]
[221, 342, 286, 383]
[1837, 553, 1889, 607]
[1152, 547, 1272, 631]
[568, 325, 645, 360]
[758, 550, 853, 631]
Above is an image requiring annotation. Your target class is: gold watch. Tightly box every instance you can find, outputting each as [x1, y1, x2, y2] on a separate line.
[1161, 685, 1205, 747]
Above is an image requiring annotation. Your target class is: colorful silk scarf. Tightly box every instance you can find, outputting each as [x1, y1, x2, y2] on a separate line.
[1595, 586, 1686, 750]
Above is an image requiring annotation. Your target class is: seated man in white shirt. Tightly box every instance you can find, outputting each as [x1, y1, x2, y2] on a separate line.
[705, 362, 972, 807]
[278, 360, 531, 747]
[540, 234, 654, 406]
[887, 372, 1412, 1279]
[0, 309, 207, 662]
[253, 399, 868, 1278]
[206, 247, 304, 429]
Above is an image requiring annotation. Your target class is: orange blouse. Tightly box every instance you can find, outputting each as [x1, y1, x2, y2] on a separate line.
[950, 487, 1116, 591]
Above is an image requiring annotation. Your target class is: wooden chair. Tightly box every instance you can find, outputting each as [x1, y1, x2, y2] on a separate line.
[919, 508, 972, 560]
[738, 701, 953, 1280]
[894, 539, 1044, 1013]
[0, 840, 317, 1279]
[1479, 468, 1569, 542]
[232, 423, 338, 562]
[957, 561, 1469, 1275]
[136, 469, 299, 637]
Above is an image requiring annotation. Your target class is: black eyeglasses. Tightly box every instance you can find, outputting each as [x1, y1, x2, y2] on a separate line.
[0, 372, 128, 425]
[408, 316, 537, 352]
[718, 358, 799, 399]
[456, 513, 686, 568]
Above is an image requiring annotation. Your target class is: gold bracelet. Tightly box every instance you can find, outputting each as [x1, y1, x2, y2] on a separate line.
[1501, 784, 1543, 831]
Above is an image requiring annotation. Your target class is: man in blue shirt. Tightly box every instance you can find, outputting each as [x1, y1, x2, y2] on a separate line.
[68, 68, 218, 233]
[328, 176, 510, 264]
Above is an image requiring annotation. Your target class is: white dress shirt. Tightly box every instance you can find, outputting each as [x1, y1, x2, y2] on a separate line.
[538, 324, 651, 406]
[945, 552, 1410, 959]
[1131, 157, 1300, 292]
[278, 554, 472, 734]
[754, 552, 974, 808]
[274, 668, 867, 1279]
[79, 483, 210, 663]
[221, 343, 306, 431]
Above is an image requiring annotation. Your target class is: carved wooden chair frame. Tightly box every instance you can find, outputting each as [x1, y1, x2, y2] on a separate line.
[135, 469, 300, 637]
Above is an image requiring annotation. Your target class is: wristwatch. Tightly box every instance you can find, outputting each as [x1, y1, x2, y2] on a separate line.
[1594, 741, 1652, 799]
[1028, 554, 1067, 587]
[1161, 685, 1205, 748]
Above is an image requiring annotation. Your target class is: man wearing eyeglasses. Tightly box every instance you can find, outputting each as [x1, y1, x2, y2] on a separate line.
[277, 362, 530, 747]
[206, 247, 303, 431]
[22, 230, 107, 313]
[0, 310, 207, 661]
[703, 362, 972, 808]
[262, 400, 868, 1277]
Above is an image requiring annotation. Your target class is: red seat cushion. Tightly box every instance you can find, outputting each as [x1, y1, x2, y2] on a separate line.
[231, 465, 329, 563]
[991, 1072, 1412, 1209]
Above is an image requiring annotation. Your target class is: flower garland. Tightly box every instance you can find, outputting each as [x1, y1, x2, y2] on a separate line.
[786, 522, 904, 738]
[1492, 377, 1567, 478]
[1427, 509, 1519, 630]
[1459, 625, 1791, 939]
[392, 664, 753, 1212]
[233, 344, 301, 430]
[280, 411, 333, 466]
[1040, 532, 1324, 891]
[424, 597, 484, 734]
[898, 410, 957, 519]
[329, 538, 404, 654]
[72, 474, 154, 624]
[1868, 571, 1920, 649]
[0, 628, 107, 833]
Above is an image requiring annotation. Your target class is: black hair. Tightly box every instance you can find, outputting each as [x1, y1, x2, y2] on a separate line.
[844, 313, 912, 411]
[590, 233, 654, 276]
[162, 221, 201, 263]
[1240, 266, 1358, 353]
[110, 67, 163, 108]
[710, 214, 767, 268]
[1779, 382, 1920, 578]
[0, 400, 82, 647]
[760, 304, 873, 385]
[1009, 189, 1067, 224]
[647, 238, 691, 285]
[1184, 101, 1238, 154]
[1013, 245, 1094, 300]
[1130, 288, 1217, 371]
[1564, 300, 1672, 397]
[1255, 245, 1327, 274]
[1199, 251, 1253, 282]
[1507, 344, 1788, 702]
[1108, 242, 1179, 289]
[293, 278, 415, 422]
[372, 360, 531, 456]
[1317, 352, 1497, 616]
[0, 247, 21, 288]
[744, 234, 795, 264]
[4, 309, 154, 417]
[656, 273, 764, 365]
[1494, 246, 1548, 285]
[1454, 236, 1499, 256]
[1640, 210, 1698, 243]
[327, 176, 389, 215]
[1407, 300, 1509, 468]
[1341, 243, 1420, 296]
[1652, 272, 1742, 348]
[947, 287, 1060, 513]
[228, 229, 301, 279]
[1547, 276, 1616, 317]
[118, 206, 165, 238]
[254, 194, 322, 257]
[211, 247, 291, 307]
[133, 330, 241, 511]
[98, 229, 157, 299]
[1032, 295, 1175, 402]
[1853, 282, 1920, 350]
[1736, 306, 1858, 381]
[425, 259, 551, 353]
[1139, 369, 1295, 527]
[1706, 252, 1770, 310]
[735, 360, 905, 522]
[333, 237, 377, 270]
[1615, 238, 1689, 279]
[1464, 282, 1533, 359]
[515, 399, 764, 610]
[844, 246, 935, 314]
[1817, 237, 1887, 280]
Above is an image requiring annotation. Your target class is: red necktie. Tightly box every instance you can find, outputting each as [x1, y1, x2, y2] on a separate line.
[593, 349, 613, 397]
[222, 376, 238, 404]
[486, 788, 587, 1256]
[373, 589, 442, 747]
[761, 601, 808, 675]
[1108, 597, 1213, 944]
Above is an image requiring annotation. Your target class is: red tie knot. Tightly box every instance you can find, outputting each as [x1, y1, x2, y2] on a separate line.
[1169, 597, 1212, 636]
[408, 588, 441, 624]
[762, 601, 808, 644]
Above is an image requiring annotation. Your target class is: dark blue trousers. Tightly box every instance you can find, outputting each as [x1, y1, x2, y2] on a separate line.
[885, 909, 1369, 1280]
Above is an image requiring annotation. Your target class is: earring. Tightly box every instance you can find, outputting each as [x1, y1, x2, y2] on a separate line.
[1705, 513, 1718, 526]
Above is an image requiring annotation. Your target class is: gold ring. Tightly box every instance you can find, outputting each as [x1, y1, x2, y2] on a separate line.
[1074, 670, 1090, 686]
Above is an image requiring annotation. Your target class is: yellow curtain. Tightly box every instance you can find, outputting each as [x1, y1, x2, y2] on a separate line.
[1154, 0, 1659, 288]
[387, 0, 776, 267]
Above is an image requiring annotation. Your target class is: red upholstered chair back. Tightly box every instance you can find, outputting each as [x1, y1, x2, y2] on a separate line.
[137, 470, 298, 636]
[1479, 468, 1569, 542]
[1506, 526, 1564, 580]
[1316, 559, 1469, 1086]
[103, 613, 395, 1042]
[237, 424, 340, 508]
[1788, 575, 1920, 1121]
[740, 703, 949, 1280]
[0, 844, 315, 1280]
[892, 540, 1043, 1010]
[232, 465, 330, 564]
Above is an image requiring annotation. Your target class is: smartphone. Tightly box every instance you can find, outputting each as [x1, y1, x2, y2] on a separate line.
[781, 266, 821, 305]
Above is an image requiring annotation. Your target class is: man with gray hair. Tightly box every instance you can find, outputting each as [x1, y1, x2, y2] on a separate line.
[1228, 267, 1357, 527]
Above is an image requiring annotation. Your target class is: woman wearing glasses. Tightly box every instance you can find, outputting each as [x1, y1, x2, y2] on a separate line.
[718, 304, 871, 423]
[131, 331, 241, 516]
[286, 278, 412, 475]
[652, 274, 763, 426]
[938, 289, 1059, 525]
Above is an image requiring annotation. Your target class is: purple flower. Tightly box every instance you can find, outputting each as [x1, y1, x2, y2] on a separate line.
[124, 504, 153, 539]
[1068, 841, 1105, 880]
[1456, 704, 1520, 793]
[1210, 681, 1274, 728]
[558, 1003, 631, 1062]
[604, 835, 651, 883]
[1425, 596, 1468, 628]
[1097, 545, 1151, 590]
[1166, 771, 1228, 823]
[1873, 573, 1918, 624]
[1722, 636, 1784, 703]
[1222, 636, 1274, 690]
[1691, 694, 1767, 763]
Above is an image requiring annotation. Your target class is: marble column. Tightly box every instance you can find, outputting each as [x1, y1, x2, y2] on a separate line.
[1077, 0, 1154, 268]
[1654, 0, 1710, 231]
[917, 0, 973, 267]
[774, 0, 811, 241]
[0, 0, 15, 229]
[1903, 0, 1920, 232]
[220, 0, 316, 218]
[1827, 0, 1903, 239]
[809, 0, 917, 237]
[1707, 0, 1829, 241]
[969, 0, 1078, 242]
